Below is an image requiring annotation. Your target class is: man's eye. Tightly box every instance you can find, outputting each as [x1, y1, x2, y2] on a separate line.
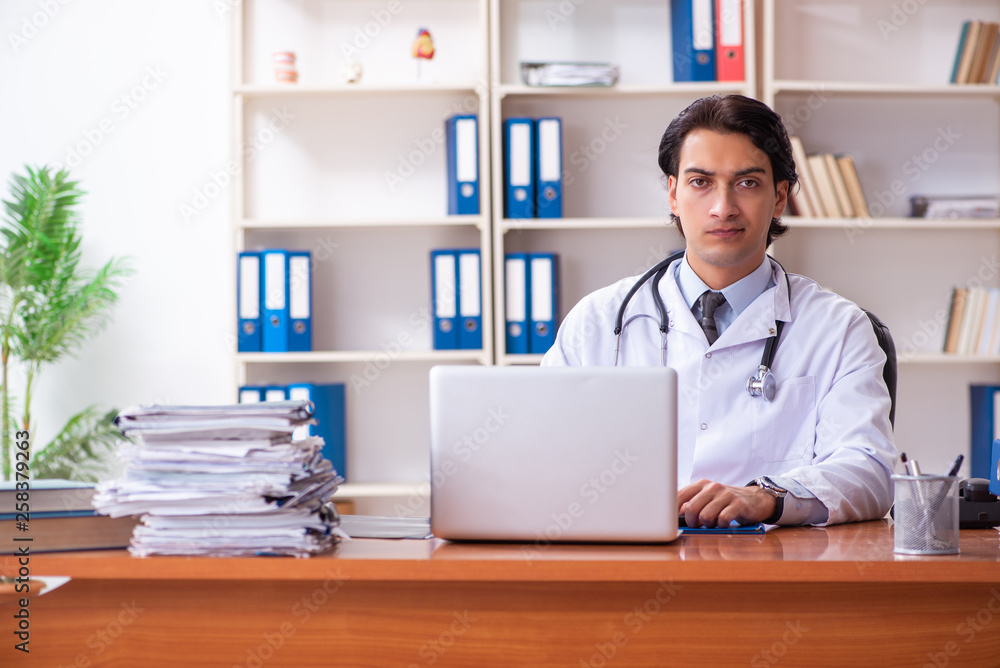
[739, 179, 759, 188]
[689, 178, 707, 187]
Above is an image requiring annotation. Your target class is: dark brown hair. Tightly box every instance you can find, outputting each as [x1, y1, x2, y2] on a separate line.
[658, 95, 797, 246]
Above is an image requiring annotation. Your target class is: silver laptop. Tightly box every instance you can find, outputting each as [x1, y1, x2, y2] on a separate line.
[429, 365, 678, 543]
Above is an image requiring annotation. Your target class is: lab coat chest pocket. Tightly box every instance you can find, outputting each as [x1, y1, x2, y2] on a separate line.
[751, 376, 815, 462]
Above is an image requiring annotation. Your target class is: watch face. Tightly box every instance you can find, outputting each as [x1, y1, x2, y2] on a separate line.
[758, 477, 787, 496]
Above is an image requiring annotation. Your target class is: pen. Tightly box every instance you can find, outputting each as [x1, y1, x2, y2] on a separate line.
[946, 454, 964, 478]
[901, 452, 922, 477]
[900, 452, 927, 507]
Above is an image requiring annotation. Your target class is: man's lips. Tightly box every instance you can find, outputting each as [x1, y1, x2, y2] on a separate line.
[708, 227, 744, 237]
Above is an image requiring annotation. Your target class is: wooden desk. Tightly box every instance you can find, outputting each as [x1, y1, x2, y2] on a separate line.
[2, 521, 999, 667]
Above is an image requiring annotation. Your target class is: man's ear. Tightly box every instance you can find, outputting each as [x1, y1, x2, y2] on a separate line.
[668, 174, 678, 214]
[773, 180, 789, 218]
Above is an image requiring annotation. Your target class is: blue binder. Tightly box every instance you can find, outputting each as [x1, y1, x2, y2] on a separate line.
[529, 253, 559, 354]
[238, 386, 264, 403]
[288, 250, 312, 352]
[263, 385, 288, 402]
[457, 249, 483, 350]
[534, 117, 563, 219]
[504, 118, 535, 218]
[261, 249, 290, 352]
[504, 253, 531, 355]
[288, 383, 347, 480]
[446, 115, 479, 215]
[991, 439, 1000, 497]
[431, 249, 459, 350]
[237, 251, 262, 352]
[970, 385, 1000, 479]
[671, 0, 716, 82]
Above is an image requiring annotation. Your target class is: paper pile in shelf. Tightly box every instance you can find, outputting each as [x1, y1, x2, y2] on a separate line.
[910, 195, 1000, 219]
[520, 61, 619, 87]
[93, 401, 345, 558]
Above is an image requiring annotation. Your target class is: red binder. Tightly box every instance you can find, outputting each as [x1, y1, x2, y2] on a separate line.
[715, 0, 744, 81]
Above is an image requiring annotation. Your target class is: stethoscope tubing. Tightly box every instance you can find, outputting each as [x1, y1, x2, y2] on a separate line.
[612, 251, 789, 401]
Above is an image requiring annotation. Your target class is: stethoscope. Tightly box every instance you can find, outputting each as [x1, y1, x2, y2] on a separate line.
[613, 250, 788, 402]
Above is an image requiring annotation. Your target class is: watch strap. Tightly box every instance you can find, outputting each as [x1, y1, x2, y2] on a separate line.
[762, 494, 784, 524]
[747, 477, 787, 525]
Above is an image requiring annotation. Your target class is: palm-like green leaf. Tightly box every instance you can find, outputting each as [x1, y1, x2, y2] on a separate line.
[20, 256, 132, 363]
[1, 165, 131, 480]
[31, 406, 126, 482]
[0, 167, 82, 296]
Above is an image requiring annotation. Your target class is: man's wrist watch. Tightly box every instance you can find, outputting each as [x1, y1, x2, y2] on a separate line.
[747, 476, 788, 524]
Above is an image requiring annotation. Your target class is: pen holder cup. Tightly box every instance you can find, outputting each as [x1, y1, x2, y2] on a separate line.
[891, 474, 960, 555]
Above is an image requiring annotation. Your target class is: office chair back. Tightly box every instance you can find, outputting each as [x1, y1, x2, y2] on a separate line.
[863, 309, 897, 428]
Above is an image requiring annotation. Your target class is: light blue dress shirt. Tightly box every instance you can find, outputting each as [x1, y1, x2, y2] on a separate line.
[676, 254, 774, 339]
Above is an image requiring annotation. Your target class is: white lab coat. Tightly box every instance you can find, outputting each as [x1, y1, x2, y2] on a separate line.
[541, 257, 897, 525]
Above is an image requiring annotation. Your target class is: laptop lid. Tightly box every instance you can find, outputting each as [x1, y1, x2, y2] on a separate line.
[429, 365, 678, 543]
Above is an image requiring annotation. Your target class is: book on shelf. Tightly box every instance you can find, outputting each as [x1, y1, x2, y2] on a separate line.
[837, 155, 870, 218]
[806, 154, 843, 218]
[970, 22, 999, 83]
[943, 287, 968, 354]
[910, 195, 1000, 219]
[943, 286, 1000, 356]
[951, 20, 1000, 84]
[958, 287, 987, 355]
[978, 289, 1000, 356]
[824, 153, 855, 218]
[788, 138, 871, 220]
[788, 137, 819, 218]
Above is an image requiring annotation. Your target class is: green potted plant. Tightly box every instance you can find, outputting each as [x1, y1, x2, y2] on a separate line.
[0, 165, 132, 480]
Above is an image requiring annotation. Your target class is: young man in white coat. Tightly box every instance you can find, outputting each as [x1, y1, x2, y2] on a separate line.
[541, 94, 896, 528]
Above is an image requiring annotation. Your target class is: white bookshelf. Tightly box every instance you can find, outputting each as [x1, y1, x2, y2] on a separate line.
[489, 0, 757, 365]
[224, 0, 1000, 499]
[762, 0, 1000, 475]
[230, 0, 492, 514]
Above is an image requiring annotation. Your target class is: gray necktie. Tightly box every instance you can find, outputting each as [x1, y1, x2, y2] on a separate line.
[698, 291, 727, 344]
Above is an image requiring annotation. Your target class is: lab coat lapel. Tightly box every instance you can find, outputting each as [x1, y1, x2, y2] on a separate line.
[714, 258, 792, 348]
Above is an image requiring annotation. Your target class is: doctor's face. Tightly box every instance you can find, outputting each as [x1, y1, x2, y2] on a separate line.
[667, 129, 788, 289]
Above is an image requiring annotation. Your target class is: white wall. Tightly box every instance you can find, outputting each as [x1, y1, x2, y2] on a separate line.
[0, 1, 234, 451]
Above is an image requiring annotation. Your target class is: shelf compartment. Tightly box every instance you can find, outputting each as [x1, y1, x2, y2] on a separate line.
[495, 83, 752, 99]
[501, 217, 671, 232]
[900, 353, 1000, 364]
[784, 216, 1000, 230]
[771, 81, 1000, 98]
[237, 84, 485, 97]
[238, 350, 488, 364]
[241, 216, 485, 230]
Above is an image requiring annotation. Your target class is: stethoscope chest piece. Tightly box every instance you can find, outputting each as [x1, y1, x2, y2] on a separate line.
[747, 365, 776, 402]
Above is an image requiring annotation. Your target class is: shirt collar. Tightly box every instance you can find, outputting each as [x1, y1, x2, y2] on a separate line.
[676, 254, 775, 317]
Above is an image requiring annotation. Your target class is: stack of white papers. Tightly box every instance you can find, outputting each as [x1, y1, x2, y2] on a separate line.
[520, 61, 620, 87]
[94, 401, 345, 557]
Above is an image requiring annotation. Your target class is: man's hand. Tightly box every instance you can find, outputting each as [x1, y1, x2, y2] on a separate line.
[678, 479, 777, 528]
